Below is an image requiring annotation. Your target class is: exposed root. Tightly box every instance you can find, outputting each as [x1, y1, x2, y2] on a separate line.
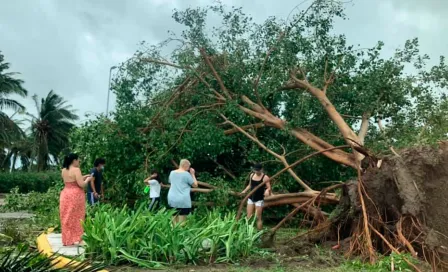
[272, 143, 448, 271]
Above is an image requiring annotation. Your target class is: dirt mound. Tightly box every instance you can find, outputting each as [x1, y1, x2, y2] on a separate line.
[363, 141, 448, 251]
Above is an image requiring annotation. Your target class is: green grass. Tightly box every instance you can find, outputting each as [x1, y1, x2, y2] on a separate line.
[113, 264, 358, 272]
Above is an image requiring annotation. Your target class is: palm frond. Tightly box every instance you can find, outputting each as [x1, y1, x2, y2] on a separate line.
[0, 97, 26, 111]
[0, 52, 28, 97]
[0, 245, 106, 272]
[0, 111, 25, 147]
[32, 94, 41, 116]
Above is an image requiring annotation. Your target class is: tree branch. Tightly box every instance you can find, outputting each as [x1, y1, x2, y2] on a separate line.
[175, 103, 225, 117]
[221, 114, 312, 191]
[270, 184, 344, 234]
[236, 145, 349, 220]
[140, 58, 184, 69]
[224, 123, 265, 135]
[199, 48, 232, 99]
[358, 112, 370, 146]
[288, 71, 363, 162]
[322, 55, 343, 94]
[237, 95, 357, 168]
[141, 57, 226, 102]
[170, 159, 179, 168]
[209, 158, 237, 180]
[141, 76, 192, 133]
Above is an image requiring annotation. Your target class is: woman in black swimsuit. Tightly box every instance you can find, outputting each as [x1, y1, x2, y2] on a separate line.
[241, 163, 271, 230]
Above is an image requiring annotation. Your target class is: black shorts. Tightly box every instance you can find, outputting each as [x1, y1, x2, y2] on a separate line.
[170, 207, 191, 216]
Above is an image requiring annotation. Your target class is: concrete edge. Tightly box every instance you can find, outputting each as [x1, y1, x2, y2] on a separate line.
[36, 228, 108, 272]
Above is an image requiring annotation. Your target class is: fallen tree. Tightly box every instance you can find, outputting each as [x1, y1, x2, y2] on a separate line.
[72, 1, 448, 270]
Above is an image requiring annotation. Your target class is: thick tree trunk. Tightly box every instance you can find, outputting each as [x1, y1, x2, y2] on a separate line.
[11, 151, 18, 171]
[238, 95, 357, 168]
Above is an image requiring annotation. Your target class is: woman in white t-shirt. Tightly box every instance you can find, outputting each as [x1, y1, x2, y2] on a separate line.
[144, 170, 164, 211]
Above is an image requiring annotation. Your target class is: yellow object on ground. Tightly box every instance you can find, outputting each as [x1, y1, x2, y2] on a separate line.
[36, 228, 108, 272]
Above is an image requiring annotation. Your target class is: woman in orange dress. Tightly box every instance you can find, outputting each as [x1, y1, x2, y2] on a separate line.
[60, 153, 91, 246]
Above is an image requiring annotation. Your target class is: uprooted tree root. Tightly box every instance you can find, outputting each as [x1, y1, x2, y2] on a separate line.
[283, 142, 448, 271]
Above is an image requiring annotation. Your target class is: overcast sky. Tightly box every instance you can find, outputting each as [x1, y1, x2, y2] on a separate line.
[0, 0, 446, 123]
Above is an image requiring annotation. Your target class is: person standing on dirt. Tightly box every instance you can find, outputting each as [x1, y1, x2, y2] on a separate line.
[168, 159, 198, 224]
[87, 158, 106, 205]
[241, 163, 271, 230]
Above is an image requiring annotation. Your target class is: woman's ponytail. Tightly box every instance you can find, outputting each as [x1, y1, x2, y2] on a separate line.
[62, 153, 78, 169]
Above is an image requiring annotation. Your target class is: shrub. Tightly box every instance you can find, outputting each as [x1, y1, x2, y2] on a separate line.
[83, 204, 263, 268]
[0, 171, 60, 193]
[2, 187, 60, 214]
[1, 186, 61, 230]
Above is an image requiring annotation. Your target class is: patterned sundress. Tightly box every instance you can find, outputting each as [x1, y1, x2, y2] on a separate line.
[59, 182, 85, 245]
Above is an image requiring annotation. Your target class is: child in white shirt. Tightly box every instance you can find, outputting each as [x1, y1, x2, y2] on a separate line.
[144, 170, 164, 211]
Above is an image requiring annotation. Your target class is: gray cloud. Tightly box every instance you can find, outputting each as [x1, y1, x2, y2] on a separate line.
[0, 0, 446, 124]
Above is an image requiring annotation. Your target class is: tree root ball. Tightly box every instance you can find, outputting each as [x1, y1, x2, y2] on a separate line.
[362, 142, 448, 251]
[306, 141, 448, 269]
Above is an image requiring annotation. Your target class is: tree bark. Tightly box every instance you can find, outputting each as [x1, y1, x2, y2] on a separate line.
[237, 95, 357, 168]
[224, 123, 264, 135]
[287, 77, 362, 146]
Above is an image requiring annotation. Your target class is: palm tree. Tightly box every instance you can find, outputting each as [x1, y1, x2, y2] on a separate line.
[0, 51, 27, 112]
[0, 51, 27, 170]
[1, 135, 35, 171]
[30, 90, 78, 171]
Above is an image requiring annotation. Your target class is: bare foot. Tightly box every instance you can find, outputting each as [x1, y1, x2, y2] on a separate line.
[73, 241, 85, 246]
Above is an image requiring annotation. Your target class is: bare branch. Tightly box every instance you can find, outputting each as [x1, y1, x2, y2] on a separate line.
[199, 48, 232, 99]
[285, 147, 306, 157]
[270, 145, 351, 182]
[240, 95, 265, 113]
[175, 103, 225, 117]
[270, 183, 343, 233]
[141, 57, 226, 102]
[341, 114, 363, 120]
[290, 72, 322, 96]
[195, 72, 227, 101]
[358, 112, 370, 145]
[224, 123, 265, 135]
[221, 114, 312, 191]
[271, 198, 315, 232]
[141, 77, 192, 133]
[171, 159, 179, 168]
[140, 58, 184, 69]
[238, 94, 357, 167]
[209, 158, 237, 180]
[322, 55, 343, 94]
[280, 144, 286, 156]
[323, 57, 329, 93]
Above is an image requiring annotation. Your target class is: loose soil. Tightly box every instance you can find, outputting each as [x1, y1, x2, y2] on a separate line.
[363, 142, 448, 250]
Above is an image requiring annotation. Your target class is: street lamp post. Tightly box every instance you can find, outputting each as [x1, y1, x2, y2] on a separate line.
[106, 66, 117, 116]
